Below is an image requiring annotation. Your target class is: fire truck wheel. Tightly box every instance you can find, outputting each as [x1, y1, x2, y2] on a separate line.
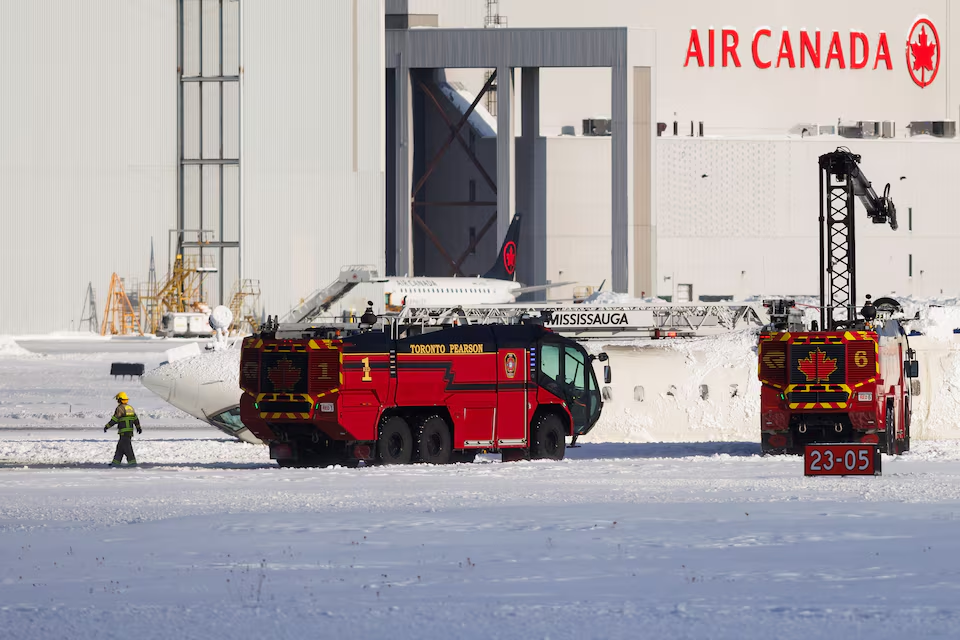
[885, 404, 899, 455]
[415, 416, 453, 465]
[531, 414, 566, 461]
[377, 416, 413, 465]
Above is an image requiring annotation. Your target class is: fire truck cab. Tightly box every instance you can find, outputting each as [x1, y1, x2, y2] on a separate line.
[239, 318, 607, 467]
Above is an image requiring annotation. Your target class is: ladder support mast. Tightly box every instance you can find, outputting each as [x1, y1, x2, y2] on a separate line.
[818, 148, 897, 330]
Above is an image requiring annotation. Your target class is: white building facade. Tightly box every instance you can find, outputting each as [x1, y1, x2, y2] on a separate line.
[0, 0, 384, 335]
[413, 0, 960, 301]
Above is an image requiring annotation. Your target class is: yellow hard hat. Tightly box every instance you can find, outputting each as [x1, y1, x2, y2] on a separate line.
[115, 392, 129, 403]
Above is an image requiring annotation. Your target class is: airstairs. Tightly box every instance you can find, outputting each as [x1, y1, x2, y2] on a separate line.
[280, 265, 379, 323]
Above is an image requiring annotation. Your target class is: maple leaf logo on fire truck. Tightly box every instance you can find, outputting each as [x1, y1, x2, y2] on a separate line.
[797, 348, 838, 383]
[267, 358, 302, 390]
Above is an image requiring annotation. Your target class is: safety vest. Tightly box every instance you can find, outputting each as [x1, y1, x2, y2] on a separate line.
[114, 404, 138, 434]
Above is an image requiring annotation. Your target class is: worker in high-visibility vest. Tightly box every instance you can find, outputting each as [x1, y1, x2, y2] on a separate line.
[104, 392, 142, 466]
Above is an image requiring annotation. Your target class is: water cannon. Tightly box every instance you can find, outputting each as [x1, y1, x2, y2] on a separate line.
[359, 301, 378, 328]
[860, 294, 877, 322]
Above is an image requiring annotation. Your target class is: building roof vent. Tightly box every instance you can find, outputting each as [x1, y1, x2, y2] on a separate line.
[908, 121, 956, 138]
[582, 118, 611, 136]
[560, 125, 576, 136]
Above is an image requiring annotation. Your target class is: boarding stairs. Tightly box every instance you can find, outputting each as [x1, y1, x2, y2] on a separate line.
[280, 265, 379, 323]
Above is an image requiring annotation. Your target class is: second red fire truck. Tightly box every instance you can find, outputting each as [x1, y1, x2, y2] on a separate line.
[757, 149, 919, 455]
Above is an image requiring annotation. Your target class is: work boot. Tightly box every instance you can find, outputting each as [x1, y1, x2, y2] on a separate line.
[110, 460, 122, 467]
[127, 461, 137, 467]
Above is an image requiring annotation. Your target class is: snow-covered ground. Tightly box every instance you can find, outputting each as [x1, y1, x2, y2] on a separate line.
[4, 335, 960, 639]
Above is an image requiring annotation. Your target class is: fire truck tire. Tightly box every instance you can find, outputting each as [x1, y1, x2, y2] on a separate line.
[415, 415, 453, 464]
[377, 416, 414, 465]
[885, 403, 899, 455]
[531, 414, 566, 461]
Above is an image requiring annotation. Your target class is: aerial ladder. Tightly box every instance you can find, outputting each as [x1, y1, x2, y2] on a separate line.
[817, 147, 898, 329]
[758, 147, 918, 455]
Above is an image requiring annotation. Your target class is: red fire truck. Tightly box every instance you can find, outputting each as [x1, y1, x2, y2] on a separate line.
[757, 149, 919, 455]
[239, 317, 608, 467]
[758, 300, 917, 455]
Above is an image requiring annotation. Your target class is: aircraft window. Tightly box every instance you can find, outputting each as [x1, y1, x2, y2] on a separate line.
[699, 384, 709, 400]
[634, 386, 645, 402]
[210, 406, 245, 433]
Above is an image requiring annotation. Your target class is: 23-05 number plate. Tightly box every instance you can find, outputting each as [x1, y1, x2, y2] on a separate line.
[804, 443, 881, 476]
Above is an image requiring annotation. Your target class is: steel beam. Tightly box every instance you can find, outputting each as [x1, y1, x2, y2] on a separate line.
[417, 80, 498, 194]
[451, 212, 497, 274]
[411, 70, 497, 199]
[181, 158, 239, 165]
[413, 212, 463, 276]
[495, 65, 515, 245]
[181, 75, 240, 82]
[412, 201, 496, 207]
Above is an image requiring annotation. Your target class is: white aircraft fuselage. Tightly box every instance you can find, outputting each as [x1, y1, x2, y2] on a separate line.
[382, 277, 522, 311]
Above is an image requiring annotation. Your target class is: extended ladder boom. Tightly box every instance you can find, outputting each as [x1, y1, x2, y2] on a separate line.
[818, 148, 897, 330]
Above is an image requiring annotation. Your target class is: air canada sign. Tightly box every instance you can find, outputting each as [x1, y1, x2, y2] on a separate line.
[683, 17, 940, 88]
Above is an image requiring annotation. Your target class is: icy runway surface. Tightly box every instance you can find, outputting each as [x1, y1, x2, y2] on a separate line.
[3, 433, 960, 639]
[4, 337, 960, 638]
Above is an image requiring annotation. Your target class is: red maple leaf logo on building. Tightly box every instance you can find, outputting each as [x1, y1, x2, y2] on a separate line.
[906, 19, 940, 88]
[267, 358, 301, 389]
[911, 27, 936, 73]
[797, 349, 838, 383]
[503, 241, 517, 275]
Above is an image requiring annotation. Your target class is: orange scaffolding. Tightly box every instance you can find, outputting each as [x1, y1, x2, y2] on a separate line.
[101, 273, 143, 336]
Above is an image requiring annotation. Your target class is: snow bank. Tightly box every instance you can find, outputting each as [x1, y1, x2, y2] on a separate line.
[0, 336, 39, 358]
[150, 345, 240, 385]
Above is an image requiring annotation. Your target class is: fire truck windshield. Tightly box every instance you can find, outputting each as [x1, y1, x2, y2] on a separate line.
[539, 340, 603, 434]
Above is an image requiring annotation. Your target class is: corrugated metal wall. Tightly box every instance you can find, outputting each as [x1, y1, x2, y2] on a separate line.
[0, 1, 177, 335]
[243, 0, 384, 318]
[0, 0, 384, 335]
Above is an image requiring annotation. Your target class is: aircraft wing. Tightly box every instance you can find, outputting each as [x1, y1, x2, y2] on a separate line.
[513, 281, 576, 295]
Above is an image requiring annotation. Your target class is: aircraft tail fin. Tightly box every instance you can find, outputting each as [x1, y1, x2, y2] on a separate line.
[482, 213, 522, 281]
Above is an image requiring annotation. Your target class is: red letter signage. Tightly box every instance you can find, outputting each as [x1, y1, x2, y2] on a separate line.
[684, 29, 704, 67]
[682, 21, 925, 77]
[776, 31, 796, 68]
[825, 31, 845, 68]
[799, 30, 821, 68]
[752, 28, 772, 68]
[721, 29, 741, 67]
[849, 31, 869, 69]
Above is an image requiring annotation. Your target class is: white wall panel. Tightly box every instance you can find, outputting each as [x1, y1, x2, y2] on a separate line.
[657, 137, 960, 300]
[242, 0, 384, 318]
[544, 137, 612, 301]
[0, 1, 176, 335]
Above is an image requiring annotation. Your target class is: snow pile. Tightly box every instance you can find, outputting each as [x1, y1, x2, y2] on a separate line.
[588, 330, 762, 444]
[0, 336, 39, 359]
[149, 344, 241, 385]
